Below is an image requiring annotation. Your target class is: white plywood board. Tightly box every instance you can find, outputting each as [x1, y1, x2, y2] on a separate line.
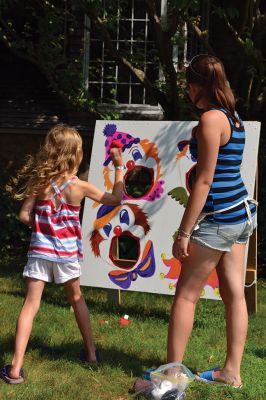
[80, 120, 260, 299]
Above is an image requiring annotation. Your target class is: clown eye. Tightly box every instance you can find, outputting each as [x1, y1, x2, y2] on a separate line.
[132, 149, 142, 161]
[120, 209, 129, 225]
[103, 223, 112, 237]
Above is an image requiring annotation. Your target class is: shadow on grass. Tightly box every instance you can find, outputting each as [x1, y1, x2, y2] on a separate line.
[1, 254, 172, 322]
[0, 335, 162, 377]
[0, 254, 228, 326]
[253, 348, 266, 359]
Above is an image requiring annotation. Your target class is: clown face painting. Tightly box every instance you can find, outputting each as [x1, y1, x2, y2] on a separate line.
[102, 124, 165, 202]
[80, 120, 259, 299]
[89, 203, 155, 289]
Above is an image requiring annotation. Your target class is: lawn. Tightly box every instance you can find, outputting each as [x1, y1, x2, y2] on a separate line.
[0, 252, 265, 400]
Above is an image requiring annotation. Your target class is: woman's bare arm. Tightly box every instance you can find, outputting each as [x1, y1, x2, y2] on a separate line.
[172, 110, 223, 259]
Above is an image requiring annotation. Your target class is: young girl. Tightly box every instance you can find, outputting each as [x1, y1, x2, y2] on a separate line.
[1, 124, 124, 384]
[168, 55, 257, 388]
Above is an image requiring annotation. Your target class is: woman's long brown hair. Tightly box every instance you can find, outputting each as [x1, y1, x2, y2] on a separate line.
[186, 54, 239, 124]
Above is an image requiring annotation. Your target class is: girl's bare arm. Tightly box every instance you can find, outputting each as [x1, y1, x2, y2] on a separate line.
[19, 196, 37, 226]
[81, 147, 124, 205]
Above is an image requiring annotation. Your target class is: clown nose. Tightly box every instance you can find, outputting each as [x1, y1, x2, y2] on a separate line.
[113, 226, 122, 236]
[126, 160, 135, 170]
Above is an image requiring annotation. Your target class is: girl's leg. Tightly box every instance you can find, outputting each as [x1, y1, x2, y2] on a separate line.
[64, 278, 97, 362]
[213, 243, 247, 386]
[9, 278, 45, 378]
[167, 242, 222, 363]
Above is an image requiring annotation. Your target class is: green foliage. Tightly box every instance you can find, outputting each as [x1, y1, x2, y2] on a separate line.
[0, 0, 97, 112]
[257, 137, 266, 278]
[214, 6, 239, 20]
[0, 167, 31, 255]
[244, 38, 254, 51]
[171, 0, 200, 10]
[0, 0, 265, 120]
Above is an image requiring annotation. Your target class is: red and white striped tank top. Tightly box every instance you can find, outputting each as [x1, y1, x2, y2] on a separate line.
[28, 176, 83, 263]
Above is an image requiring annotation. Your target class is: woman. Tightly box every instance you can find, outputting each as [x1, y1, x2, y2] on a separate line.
[168, 54, 257, 388]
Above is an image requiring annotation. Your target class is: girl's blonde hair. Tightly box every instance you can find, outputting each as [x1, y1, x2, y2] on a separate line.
[8, 124, 83, 200]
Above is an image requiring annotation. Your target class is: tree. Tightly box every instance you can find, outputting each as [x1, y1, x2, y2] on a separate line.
[1, 1, 265, 120]
[0, 0, 97, 113]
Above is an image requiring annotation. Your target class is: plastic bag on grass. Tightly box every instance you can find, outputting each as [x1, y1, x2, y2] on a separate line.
[133, 362, 194, 400]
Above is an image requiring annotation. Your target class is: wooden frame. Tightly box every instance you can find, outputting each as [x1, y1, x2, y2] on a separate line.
[245, 166, 258, 314]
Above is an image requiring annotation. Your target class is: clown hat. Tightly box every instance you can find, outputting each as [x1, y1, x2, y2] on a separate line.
[103, 124, 140, 166]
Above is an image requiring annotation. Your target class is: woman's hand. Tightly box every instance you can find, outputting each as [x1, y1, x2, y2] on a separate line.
[172, 236, 190, 260]
[110, 147, 123, 168]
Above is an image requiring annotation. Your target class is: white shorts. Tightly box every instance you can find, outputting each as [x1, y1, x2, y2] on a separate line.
[23, 257, 81, 284]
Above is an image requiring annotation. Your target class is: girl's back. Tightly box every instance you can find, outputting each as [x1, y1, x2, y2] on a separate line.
[28, 176, 83, 263]
[38, 175, 84, 206]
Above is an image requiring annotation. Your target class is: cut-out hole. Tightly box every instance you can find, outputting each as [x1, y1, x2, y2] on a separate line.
[186, 164, 196, 193]
[110, 233, 139, 269]
[124, 166, 154, 198]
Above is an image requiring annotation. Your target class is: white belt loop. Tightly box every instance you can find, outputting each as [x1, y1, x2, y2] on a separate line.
[244, 197, 258, 225]
[244, 199, 252, 225]
[193, 212, 207, 231]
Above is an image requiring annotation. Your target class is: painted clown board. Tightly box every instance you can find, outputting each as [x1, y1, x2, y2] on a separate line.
[81, 120, 260, 300]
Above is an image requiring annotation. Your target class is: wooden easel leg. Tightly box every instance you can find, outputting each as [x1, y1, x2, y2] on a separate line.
[245, 229, 257, 314]
[245, 268, 257, 314]
[244, 166, 258, 314]
[107, 289, 121, 305]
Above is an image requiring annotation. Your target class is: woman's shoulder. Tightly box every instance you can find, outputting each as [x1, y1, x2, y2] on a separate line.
[199, 109, 229, 131]
[199, 109, 228, 129]
[195, 109, 230, 143]
[200, 108, 228, 122]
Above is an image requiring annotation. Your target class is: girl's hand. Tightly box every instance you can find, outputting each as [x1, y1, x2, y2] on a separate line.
[110, 147, 123, 168]
[172, 236, 189, 260]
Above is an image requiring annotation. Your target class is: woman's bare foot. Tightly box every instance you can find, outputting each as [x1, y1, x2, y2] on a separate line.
[212, 369, 242, 387]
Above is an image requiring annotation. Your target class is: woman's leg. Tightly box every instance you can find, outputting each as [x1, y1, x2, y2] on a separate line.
[9, 278, 45, 378]
[64, 278, 97, 362]
[213, 243, 247, 386]
[167, 242, 222, 363]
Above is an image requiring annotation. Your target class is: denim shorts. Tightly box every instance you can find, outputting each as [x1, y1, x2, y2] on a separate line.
[23, 257, 81, 284]
[190, 214, 257, 252]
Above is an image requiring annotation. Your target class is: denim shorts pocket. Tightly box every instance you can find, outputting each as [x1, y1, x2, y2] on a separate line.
[217, 224, 242, 240]
[252, 213, 257, 231]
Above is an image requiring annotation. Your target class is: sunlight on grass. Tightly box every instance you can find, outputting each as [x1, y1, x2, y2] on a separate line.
[0, 254, 265, 399]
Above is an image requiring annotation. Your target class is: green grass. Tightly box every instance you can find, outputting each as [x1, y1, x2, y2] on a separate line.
[0, 253, 265, 400]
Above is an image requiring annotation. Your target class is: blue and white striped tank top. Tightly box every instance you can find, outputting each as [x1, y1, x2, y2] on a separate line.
[189, 107, 256, 224]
